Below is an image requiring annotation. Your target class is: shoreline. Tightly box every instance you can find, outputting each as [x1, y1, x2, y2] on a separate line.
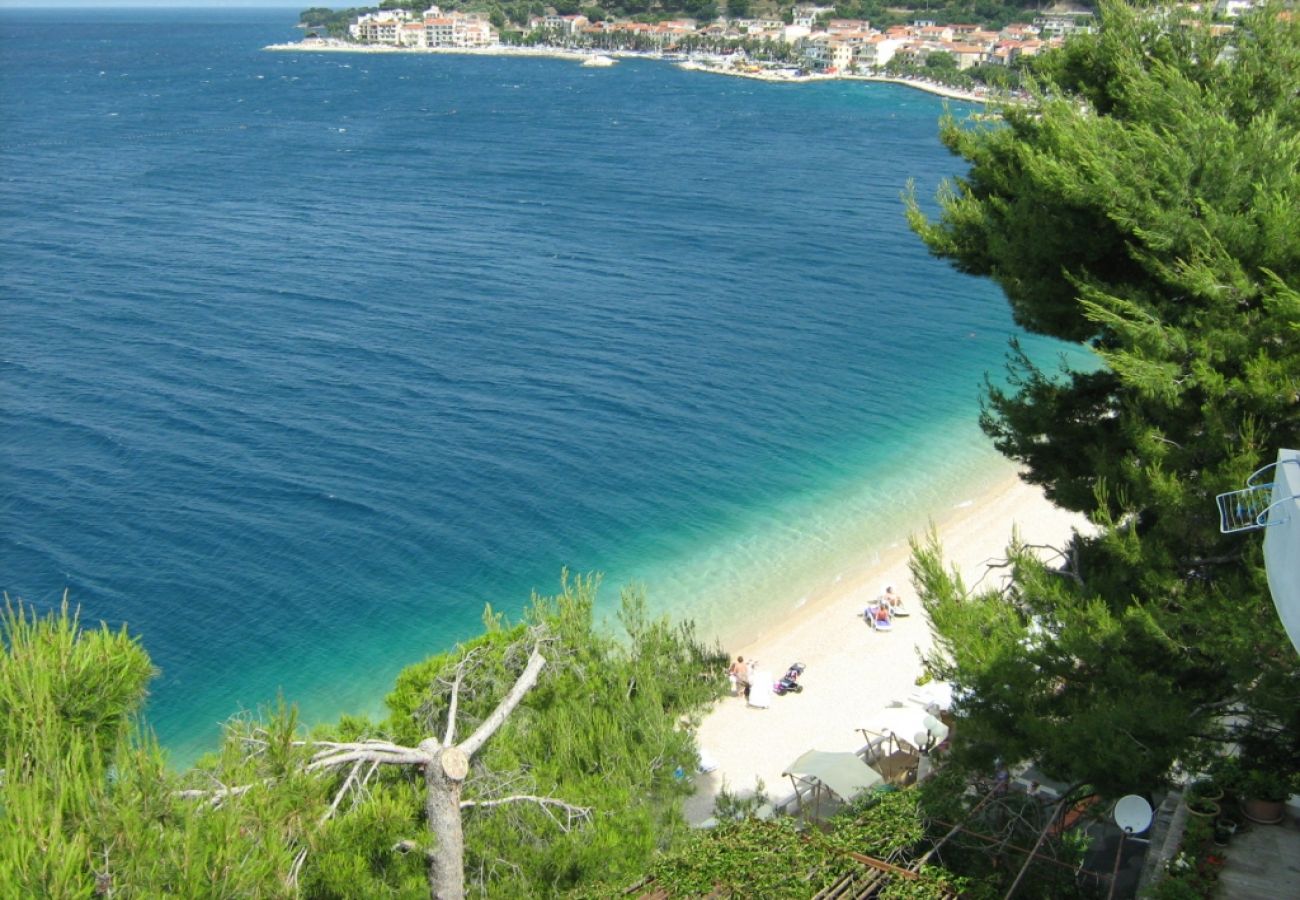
[263, 41, 998, 104]
[676, 60, 994, 103]
[683, 473, 1088, 823]
[261, 40, 1018, 791]
[263, 41, 588, 62]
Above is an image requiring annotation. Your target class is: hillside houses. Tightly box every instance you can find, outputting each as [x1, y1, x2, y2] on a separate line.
[1033, 9, 1097, 38]
[794, 19, 1062, 73]
[341, 4, 1078, 74]
[350, 6, 496, 49]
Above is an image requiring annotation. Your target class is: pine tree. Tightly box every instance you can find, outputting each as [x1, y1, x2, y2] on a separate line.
[906, 1, 1300, 794]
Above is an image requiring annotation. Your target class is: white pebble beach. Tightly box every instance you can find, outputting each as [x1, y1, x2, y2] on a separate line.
[685, 474, 1088, 823]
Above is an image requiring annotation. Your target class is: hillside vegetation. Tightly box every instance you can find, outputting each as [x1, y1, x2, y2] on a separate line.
[299, 1, 1080, 35]
[1, 577, 729, 897]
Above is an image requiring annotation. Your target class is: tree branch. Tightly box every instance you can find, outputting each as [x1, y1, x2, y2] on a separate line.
[306, 739, 431, 772]
[286, 847, 308, 890]
[968, 555, 1015, 595]
[443, 647, 483, 748]
[459, 794, 592, 831]
[320, 760, 364, 825]
[458, 643, 547, 758]
[175, 779, 270, 807]
[361, 758, 381, 791]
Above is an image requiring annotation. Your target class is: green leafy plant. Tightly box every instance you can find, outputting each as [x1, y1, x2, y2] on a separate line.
[611, 788, 957, 898]
[1, 576, 731, 898]
[713, 778, 771, 821]
[1241, 768, 1290, 803]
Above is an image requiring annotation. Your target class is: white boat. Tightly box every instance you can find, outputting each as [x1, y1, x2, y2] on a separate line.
[581, 54, 616, 67]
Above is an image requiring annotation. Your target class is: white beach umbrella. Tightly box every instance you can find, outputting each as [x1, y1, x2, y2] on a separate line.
[867, 707, 949, 750]
[907, 680, 955, 713]
[783, 750, 883, 802]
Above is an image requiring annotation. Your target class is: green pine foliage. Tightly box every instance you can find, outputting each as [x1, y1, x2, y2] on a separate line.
[906, 1, 1300, 797]
[381, 574, 726, 895]
[0, 599, 154, 898]
[1, 576, 727, 897]
[574, 787, 968, 899]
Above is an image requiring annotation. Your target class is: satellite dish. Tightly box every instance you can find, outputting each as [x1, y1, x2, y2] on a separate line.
[1113, 795, 1153, 835]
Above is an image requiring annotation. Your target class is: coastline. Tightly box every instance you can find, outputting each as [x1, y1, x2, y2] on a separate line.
[263, 41, 996, 104]
[263, 41, 589, 62]
[677, 60, 993, 103]
[684, 473, 1088, 823]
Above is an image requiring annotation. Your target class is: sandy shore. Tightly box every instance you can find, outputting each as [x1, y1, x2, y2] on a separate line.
[683, 474, 1087, 823]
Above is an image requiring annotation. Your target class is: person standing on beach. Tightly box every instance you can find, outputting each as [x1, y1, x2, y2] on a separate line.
[727, 656, 746, 697]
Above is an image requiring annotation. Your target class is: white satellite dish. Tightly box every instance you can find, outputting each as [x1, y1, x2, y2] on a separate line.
[1113, 795, 1153, 835]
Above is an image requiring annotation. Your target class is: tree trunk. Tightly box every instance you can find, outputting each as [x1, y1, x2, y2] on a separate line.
[425, 744, 469, 900]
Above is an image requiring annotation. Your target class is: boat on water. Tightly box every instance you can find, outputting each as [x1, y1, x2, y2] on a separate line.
[581, 54, 616, 67]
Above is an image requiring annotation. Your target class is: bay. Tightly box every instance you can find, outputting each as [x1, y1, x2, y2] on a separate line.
[0, 8, 1074, 763]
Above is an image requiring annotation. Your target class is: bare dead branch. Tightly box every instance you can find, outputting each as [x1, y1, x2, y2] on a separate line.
[359, 758, 381, 795]
[306, 740, 431, 772]
[1019, 543, 1070, 560]
[1119, 729, 1152, 752]
[968, 556, 1015, 595]
[443, 647, 484, 747]
[286, 847, 308, 890]
[458, 643, 547, 758]
[308, 738, 407, 752]
[320, 760, 365, 826]
[175, 779, 269, 807]
[467, 767, 531, 800]
[459, 794, 593, 832]
[486, 855, 524, 884]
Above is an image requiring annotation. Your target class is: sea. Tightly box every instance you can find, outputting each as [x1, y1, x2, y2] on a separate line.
[0, 7, 1083, 764]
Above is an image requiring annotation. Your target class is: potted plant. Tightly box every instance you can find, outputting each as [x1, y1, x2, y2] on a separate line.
[1186, 777, 1223, 804]
[1207, 756, 1244, 803]
[1185, 793, 1220, 819]
[1240, 769, 1288, 825]
[1214, 805, 1241, 846]
[1212, 817, 1235, 847]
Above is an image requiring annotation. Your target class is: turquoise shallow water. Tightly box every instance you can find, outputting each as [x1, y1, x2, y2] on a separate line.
[0, 8, 1076, 763]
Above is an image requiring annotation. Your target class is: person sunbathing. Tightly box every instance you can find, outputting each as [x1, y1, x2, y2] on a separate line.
[873, 604, 893, 629]
[882, 585, 910, 616]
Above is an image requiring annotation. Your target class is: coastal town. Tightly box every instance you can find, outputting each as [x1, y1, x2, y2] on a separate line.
[277, 1, 1264, 94]
[336, 4, 1096, 65]
[293, 3, 1101, 74]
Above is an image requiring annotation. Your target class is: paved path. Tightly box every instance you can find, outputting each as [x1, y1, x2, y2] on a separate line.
[1215, 810, 1300, 899]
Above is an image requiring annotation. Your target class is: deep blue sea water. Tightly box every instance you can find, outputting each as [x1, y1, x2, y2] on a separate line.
[1, 8, 1079, 762]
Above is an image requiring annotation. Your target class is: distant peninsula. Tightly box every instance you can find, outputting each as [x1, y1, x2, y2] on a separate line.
[271, 2, 1117, 99]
